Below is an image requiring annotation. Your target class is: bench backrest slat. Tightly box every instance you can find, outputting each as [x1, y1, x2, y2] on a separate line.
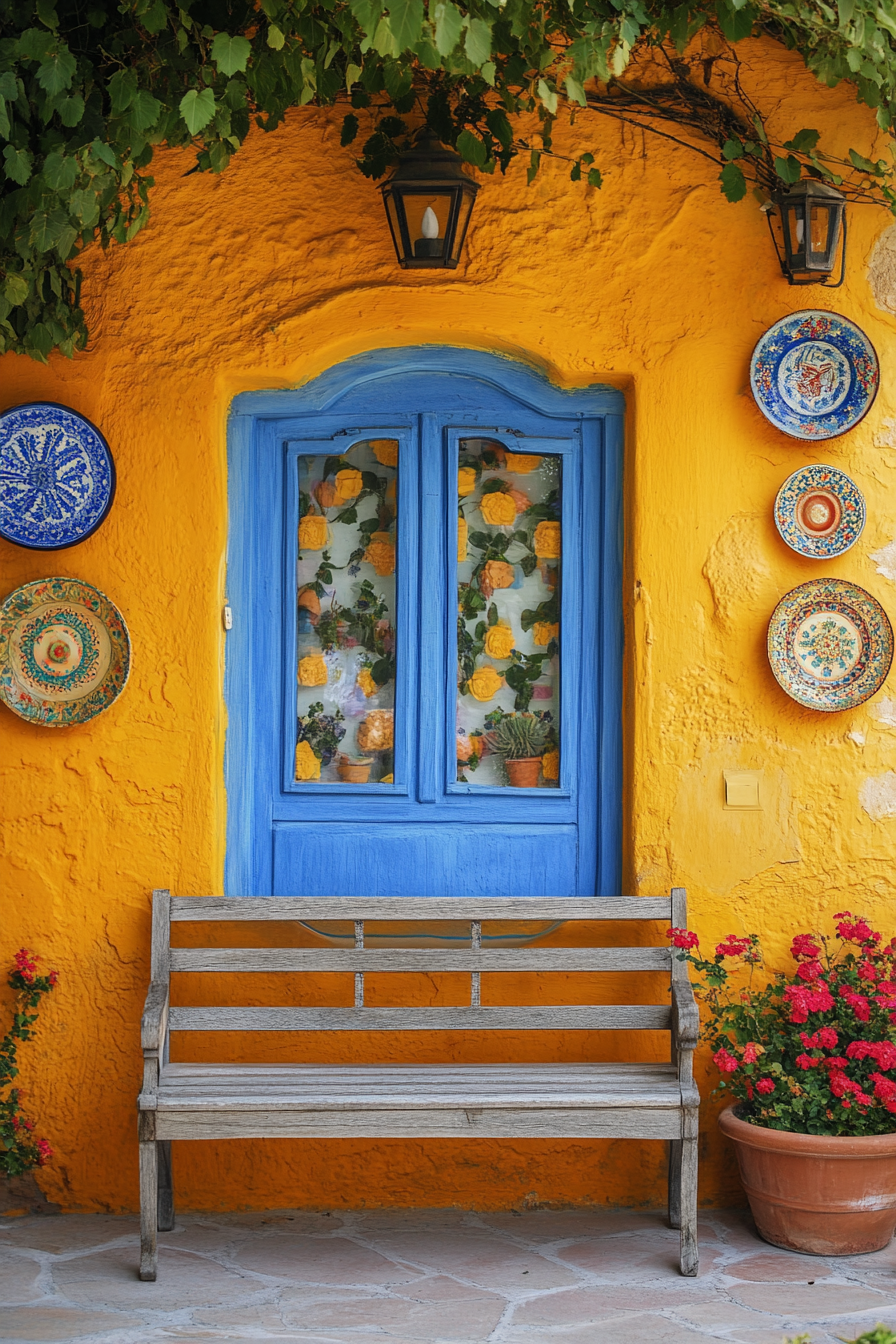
[169, 947, 673, 974]
[156, 891, 685, 1040]
[169, 896, 673, 922]
[168, 1005, 673, 1032]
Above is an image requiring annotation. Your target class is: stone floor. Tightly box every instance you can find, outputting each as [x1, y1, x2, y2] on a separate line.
[2, 1207, 896, 1344]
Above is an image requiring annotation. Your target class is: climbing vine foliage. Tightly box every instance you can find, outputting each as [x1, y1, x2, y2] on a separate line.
[2, 0, 896, 359]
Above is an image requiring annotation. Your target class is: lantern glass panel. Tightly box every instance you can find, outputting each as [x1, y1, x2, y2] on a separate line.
[810, 204, 832, 255]
[448, 190, 476, 265]
[786, 204, 806, 257]
[403, 190, 456, 260]
[383, 190, 409, 262]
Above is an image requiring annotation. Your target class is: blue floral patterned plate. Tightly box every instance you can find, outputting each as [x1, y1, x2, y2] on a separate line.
[0, 402, 115, 549]
[751, 311, 879, 440]
[774, 464, 865, 559]
[767, 579, 892, 712]
[0, 577, 130, 726]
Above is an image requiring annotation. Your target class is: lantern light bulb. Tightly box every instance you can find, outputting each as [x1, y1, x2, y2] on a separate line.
[421, 206, 439, 239]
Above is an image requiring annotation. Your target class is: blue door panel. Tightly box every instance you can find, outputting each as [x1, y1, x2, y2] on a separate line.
[273, 823, 578, 897]
[225, 349, 624, 900]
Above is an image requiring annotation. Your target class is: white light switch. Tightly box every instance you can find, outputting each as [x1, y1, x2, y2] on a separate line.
[724, 771, 760, 809]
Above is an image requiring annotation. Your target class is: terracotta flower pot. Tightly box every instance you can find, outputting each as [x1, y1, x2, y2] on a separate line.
[719, 1105, 896, 1255]
[337, 759, 372, 783]
[504, 756, 542, 788]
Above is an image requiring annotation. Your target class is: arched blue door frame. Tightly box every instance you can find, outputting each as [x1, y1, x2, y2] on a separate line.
[225, 347, 625, 897]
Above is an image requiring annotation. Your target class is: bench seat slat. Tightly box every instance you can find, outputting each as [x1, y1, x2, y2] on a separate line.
[153, 1109, 686, 1141]
[167, 1005, 672, 1032]
[160, 1063, 676, 1081]
[169, 947, 673, 973]
[154, 1068, 680, 1103]
[169, 897, 672, 922]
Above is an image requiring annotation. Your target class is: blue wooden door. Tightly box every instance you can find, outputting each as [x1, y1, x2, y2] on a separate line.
[225, 352, 623, 898]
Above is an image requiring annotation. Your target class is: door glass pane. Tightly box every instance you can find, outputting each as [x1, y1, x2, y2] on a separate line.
[295, 440, 398, 784]
[456, 438, 560, 788]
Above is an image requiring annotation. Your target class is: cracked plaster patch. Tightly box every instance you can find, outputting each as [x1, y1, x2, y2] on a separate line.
[869, 696, 896, 728]
[870, 539, 896, 583]
[874, 418, 896, 449]
[860, 771, 896, 821]
[869, 224, 896, 315]
[703, 514, 772, 630]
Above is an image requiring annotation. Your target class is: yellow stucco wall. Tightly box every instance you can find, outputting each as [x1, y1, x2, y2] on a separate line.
[3, 36, 896, 1213]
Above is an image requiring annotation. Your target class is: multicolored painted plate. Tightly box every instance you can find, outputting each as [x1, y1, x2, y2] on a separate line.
[0, 578, 130, 726]
[767, 578, 892, 712]
[0, 403, 115, 550]
[750, 311, 879, 440]
[774, 464, 865, 559]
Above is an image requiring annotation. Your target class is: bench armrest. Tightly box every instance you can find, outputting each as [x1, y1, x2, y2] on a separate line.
[672, 979, 699, 1051]
[141, 980, 170, 1054]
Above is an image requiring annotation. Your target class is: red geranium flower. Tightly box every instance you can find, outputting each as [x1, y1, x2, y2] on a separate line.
[716, 936, 752, 959]
[713, 1047, 738, 1073]
[667, 928, 698, 950]
[791, 934, 821, 960]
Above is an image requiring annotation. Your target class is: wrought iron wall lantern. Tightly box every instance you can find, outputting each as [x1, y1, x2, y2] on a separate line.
[764, 180, 847, 287]
[380, 133, 480, 269]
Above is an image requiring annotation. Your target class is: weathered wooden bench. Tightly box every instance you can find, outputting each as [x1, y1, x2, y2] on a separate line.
[138, 889, 700, 1280]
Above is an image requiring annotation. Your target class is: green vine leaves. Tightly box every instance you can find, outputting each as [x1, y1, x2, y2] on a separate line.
[2, 0, 896, 360]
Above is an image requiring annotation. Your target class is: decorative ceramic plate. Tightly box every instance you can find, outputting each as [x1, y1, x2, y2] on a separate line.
[0, 403, 115, 549]
[750, 311, 879, 440]
[767, 578, 892, 712]
[774, 464, 866, 559]
[0, 578, 130, 726]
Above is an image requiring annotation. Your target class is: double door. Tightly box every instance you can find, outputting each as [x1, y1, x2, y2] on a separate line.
[226, 363, 622, 898]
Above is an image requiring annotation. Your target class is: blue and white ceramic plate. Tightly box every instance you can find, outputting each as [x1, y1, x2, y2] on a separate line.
[0, 403, 115, 549]
[774, 464, 865, 559]
[767, 578, 892, 712]
[750, 311, 879, 440]
[0, 578, 130, 726]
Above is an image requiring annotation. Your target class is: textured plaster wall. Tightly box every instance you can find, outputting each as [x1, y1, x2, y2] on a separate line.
[3, 37, 896, 1214]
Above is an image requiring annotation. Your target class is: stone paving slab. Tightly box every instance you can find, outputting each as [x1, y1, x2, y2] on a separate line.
[1, 1206, 895, 1342]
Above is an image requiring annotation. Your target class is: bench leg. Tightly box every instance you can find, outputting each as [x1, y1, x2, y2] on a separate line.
[158, 1141, 174, 1233]
[139, 1138, 158, 1281]
[667, 1139, 682, 1230]
[679, 1134, 699, 1277]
